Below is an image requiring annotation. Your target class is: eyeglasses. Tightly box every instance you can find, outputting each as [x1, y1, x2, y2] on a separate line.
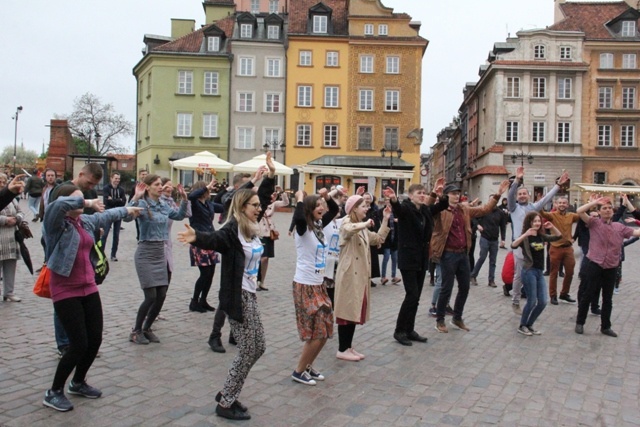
[246, 202, 262, 209]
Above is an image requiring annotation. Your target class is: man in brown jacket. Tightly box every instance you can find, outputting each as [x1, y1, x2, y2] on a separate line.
[432, 180, 510, 333]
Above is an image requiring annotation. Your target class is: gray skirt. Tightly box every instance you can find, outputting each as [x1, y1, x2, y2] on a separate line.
[135, 241, 169, 289]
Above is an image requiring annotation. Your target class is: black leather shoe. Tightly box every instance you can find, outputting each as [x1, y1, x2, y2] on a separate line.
[503, 285, 510, 297]
[575, 324, 583, 334]
[216, 392, 247, 412]
[208, 337, 226, 353]
[189, 299, 206, 313]
[601, 328, 618, 337]
[229, 335, 237, 346]
[393, 331, 412, 346]
[216, 404, 251, 420]
[199, 299, 216, 312]
[407, 331, 428, 343]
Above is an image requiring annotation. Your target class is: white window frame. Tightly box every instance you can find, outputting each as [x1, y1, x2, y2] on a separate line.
[360, 55, 374, 73]
[623, 87, 636, 109]
[559, 46, 572, 60]
[324, 86, 339, 108]
[236, 126, 255, 149]
[203, 71, 219, 95]
[364, 24, 373, 35]
[177, 70, 193, 94]
[359, 89, 374, 111]
[506, 77, 521, 98]
[532, 77, 546, 98]
[265, 57, 282, 77]
[177, 113, 192, 137]
[264, 127, 281, 147]
[622, 21, 636, 37]
[299, 50, 312, 66]
[323, 124, 339, 147]
[202, 113, 218, 138]
[267, 25, 280, 40]
[240, 23, 253, 38]
[269, 0, 278, 14]
[621, 125, 636, 147]
[313, 15, 328, 34]
[386, 56, 400, 74]
[297, 124, 312, 146]
[599, 87, 613, 109]
[600, 53, 614, 69]
[384, 127, 399, 150]
[534, 44, 546, 59]
[297, 85, 312, 107]
[557, 122, 571, 143]
[326, 51, 339, 67]
[378, 24, 388, 36]
[238, 56, 255, 76]
[598, 125, 612, 147]
[385, 90, 400, 112]
[264, 92, 282, 113]
[207, 36, 220, 52]
[250, 0, 259, 13]
[358, 126, 373, 150]
[532, 121, 546, 142]
[558, 77, 572, 99]
[506, 121, 519, 142]
[623, 53, 637, 69]
[237, 92, 255, 112]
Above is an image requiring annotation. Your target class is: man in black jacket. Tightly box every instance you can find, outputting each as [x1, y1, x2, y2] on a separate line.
[384, 178, 448, 346]
[102, 172, 127, 261]
[0, 174, 25, 211]
[470, 205, 508, 287]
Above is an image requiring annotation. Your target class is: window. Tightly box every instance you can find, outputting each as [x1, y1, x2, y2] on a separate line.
[594, 172, 607, 184]
[557, 122, 571, 143]
[534, 45, 546, 59]
[237, 127, 254, 149]
[558, 77, 572, 99]
[178, 71, 193, 94]
[265, 58, 282, 77]
[264, 128, 281, 149]
[267, 25, 280, 39]
[121, 162, 128, 168]
[177, 113, 192, 137]
[265, 92, 282, 113]
[532, 77, 546, 98]
[386, 56, 400, 74]
[240, 24, 253, 38]
[506, 77, 521, 98]
[532, 122, 546, 142]
[384, 127, 399, 150]
[299, 50, 312, 66]
[204, 71, 219, 95]
[378, 24, 388, 36]
[203, 113, 218, 137]
[145, 113, 150, 137]
[324, 86, 339, 108]
[599, 87, 613, 109]
[238, 57, 254, 76]
[359, 89, 373, 111]
[324, 125, 338, 147]
[623, 53, 637, 69]
[560, 46, 572, 60]
[360, 55, 374, 73]
[297, 85, 312, 107]
[622, 21, 636, 37]
[147, 72, 152, 96]
[385, 90, 400, 111]
[251, 0, 259, 13]
[364, 24, 373, 35]
[623, 87, 636, 109]
[506, 121, 519, 142]
[207, 36, 220, 52]
[621, 125, 635, 147]
[297, 124, 311, 146]
[600, 53, 614, 68]
[326, 51, 339, 67]
[358, 126, 373, 150]
[237, 92, 254, 112]
[313, 15, 328, 34]
[269, 0, 278, 13]
[598, 125, 612, 146]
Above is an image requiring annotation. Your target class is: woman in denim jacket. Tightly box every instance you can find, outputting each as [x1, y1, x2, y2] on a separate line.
[128, 174, 188, 344]
[42, 185, 141, 412]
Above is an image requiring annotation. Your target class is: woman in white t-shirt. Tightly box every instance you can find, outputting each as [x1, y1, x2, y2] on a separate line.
[291, 188, 340, 386]
[178, 153, 276, 421]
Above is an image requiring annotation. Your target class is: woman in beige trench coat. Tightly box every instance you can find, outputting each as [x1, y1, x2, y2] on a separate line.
[334, 195, 390, 361]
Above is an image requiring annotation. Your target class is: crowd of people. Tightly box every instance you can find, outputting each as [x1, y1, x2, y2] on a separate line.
[2, 160, 639, 421]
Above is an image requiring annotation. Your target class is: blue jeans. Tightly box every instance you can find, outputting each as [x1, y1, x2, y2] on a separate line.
[520, 267, 548, 327]
[436, 251, 470, 322]
[102, 219, 121, 258]
[54, 311, 70, 349]
[471, 237, 499, 281]
[28, 195, 41, 217]
[431, 263, 442, 305]
[381, 248, 397, 278]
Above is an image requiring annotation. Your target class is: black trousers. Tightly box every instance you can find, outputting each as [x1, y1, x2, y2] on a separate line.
[576, 260, 616, 330]
[395, 268, 427, 334]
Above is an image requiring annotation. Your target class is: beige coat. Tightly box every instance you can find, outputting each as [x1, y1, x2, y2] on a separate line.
[334, 217, 389, 323]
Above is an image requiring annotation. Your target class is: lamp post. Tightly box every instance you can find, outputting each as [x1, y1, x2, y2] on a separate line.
[380, 146, 403, 169]
[12, 106, 23, 175]
[511, 151, 534, 166]
[263, 138, 285, 183]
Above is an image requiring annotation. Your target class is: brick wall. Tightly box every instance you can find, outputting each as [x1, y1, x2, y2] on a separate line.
[46, 119, 73, 178]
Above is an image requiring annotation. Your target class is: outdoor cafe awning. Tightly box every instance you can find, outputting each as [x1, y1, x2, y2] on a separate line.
[574, 183, 640, 195]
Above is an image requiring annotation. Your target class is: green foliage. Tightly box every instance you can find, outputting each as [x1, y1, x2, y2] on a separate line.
[0, 146, 38, 167]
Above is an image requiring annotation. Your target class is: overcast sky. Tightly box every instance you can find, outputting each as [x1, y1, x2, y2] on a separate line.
[2, 0, 562, 157]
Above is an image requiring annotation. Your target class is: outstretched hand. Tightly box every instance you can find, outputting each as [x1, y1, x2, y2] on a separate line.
[356, 186, 365, 196]
[516, 166, 524, 180]
[434, 177, 445, 196]
[134, 182, 146, 199]
[382, 186, 396, 200]
[8, 174, 26, 194]
[177, 224, 197, 244]
[265, 151, 276, 177]
[176, 184, 187, 200]
[497, 179, 510, 195]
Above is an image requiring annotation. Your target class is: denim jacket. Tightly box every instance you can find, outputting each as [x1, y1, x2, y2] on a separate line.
[44, 197, 131, 277]
[128, 197, 188, 241]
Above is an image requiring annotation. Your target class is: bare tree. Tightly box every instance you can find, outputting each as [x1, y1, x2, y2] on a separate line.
[62, 92, 133, 155]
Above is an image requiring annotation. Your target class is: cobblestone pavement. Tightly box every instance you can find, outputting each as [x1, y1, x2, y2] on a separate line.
[1, 200, 640, 426]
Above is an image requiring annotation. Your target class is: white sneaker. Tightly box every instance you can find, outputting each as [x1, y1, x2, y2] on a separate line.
[336, 350, 360, 361]
[349, 348, 365, 360]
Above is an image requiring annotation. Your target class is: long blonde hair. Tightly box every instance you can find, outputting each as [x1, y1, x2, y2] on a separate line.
[227, 189, 260, 240]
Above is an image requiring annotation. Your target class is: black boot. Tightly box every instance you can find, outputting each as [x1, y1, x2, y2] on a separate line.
[208, 336, 226, 353]
[199, 299, 216, 312]
[189, 298, 206, 313]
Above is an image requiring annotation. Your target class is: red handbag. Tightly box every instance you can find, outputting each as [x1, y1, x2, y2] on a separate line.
[33, 265, 51, 298]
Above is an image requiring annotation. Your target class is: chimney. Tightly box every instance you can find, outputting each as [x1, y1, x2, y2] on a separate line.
[171, 19, 195, 39]
[554, 0, 567, 24]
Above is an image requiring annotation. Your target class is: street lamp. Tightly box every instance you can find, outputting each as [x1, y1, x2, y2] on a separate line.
[380, 146, 403, 169]
[263, 138, 285, 161]
[12, 106, 23, 175]
[511, 151, 534, 166]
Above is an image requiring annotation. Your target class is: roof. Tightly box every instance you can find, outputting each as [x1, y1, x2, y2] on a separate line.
[491, 60, 589, 67]
[308, 155, 414, 170]
[288, 0, 349, 35]
[153, 16, 234, 53]
[549, 2, 631, 39]
[468, 165, 509, 179]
